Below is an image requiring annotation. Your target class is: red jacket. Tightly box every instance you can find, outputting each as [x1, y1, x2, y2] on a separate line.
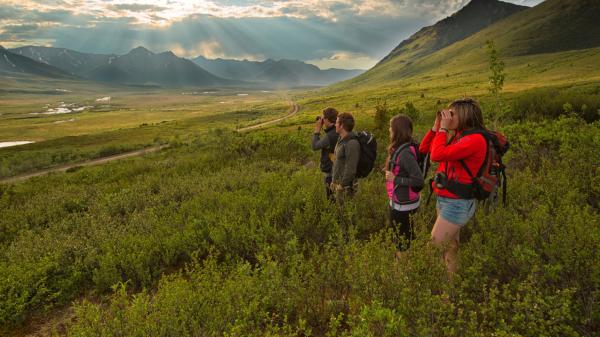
[419, 129, 486, 199]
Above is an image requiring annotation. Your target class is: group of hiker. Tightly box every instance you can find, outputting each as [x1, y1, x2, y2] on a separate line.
[311, 98, 508, 274]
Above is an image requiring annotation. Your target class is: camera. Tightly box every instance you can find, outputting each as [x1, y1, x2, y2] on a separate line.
[315, 116, 322, 121]
[434, 172, 448, 189]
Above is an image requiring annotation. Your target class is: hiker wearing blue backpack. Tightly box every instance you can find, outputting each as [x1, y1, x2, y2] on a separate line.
[331, 112, 360, 203]
[385, 115, 424, 253]
[420, 98, 490, 275]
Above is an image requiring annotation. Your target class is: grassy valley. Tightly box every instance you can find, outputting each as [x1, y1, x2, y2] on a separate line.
[0, 77, 296, 178]
[0, 0, 599, 336]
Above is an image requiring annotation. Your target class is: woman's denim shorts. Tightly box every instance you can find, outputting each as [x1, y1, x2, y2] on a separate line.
[436, 196, 476, 226]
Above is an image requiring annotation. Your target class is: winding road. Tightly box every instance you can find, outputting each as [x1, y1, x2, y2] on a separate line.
[237, 101, 299, 132]
[0, 101, 300, 184]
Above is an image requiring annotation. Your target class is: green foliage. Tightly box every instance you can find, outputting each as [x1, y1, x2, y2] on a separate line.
[504, 84, 600, 122]
[0, 114, 600, 336]
[486, 40, 505, 97]
[400, 102, 421, 123]
[373, 101, 421, 141]
[373, 100, 389, 137]
[1, 105, 599, 336]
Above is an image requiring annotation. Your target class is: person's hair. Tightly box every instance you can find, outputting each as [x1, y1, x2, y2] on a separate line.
[449, 98, 485, 131]
[387, 115, 413, 154]
[386, 115, 413, 168]
[322, 107, 338, 123]
[336, 112, 355, 132]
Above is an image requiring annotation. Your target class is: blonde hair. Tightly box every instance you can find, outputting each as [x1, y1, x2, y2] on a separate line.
[449, 98, 485, 131]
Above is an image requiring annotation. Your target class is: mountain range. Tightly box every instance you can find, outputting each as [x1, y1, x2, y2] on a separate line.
[192, 56, 363, 87]
[10, 46, 233, 87]
[4, 0, 599, 90]
[0, 46, 72, 79]
[8, 45, 363, 88]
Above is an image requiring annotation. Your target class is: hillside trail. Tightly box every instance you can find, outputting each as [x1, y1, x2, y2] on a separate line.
[236, 100, 299, 132]
[0, 101, 299, 185]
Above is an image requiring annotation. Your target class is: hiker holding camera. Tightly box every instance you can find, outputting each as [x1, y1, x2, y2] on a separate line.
[312, 107, 340, 200]
[419, 98, 487, 275]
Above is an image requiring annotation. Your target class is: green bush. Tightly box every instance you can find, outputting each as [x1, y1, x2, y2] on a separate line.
[0, 116, 598, 336]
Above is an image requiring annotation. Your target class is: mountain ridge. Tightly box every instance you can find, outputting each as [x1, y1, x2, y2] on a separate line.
[10, 45, 235, 87]
[331, 0, 600, 91]
[0, 47, 73, 79]
[378, 0, 527, 66]
[192, 55, 363, 86]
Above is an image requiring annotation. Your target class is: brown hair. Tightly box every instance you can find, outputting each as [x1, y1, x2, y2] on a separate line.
[336, 112, 355, 132]
[322, 107, 338, 123]
[449, 98, 485, 131]
[386, 115, 413, 168]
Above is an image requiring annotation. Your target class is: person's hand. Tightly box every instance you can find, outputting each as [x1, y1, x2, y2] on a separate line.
[432, 113, 441, 131]
[314, 117, 324, 133]
[439, 109, 453, 130]
[385, 170, 394, 181]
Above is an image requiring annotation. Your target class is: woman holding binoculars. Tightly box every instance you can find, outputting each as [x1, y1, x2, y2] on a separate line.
[419, 98, 487, 276]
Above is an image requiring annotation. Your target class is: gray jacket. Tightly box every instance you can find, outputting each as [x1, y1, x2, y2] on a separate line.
[388, 144, 424, 205]
[332, 132, 360, 188]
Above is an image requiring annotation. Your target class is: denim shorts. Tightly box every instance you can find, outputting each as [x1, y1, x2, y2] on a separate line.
[436, 196, 476, 226]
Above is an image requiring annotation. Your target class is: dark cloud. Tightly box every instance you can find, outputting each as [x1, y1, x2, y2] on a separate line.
[2, 10, 427, 62]
[0, 5, 26, 20]
[0, 0, 541, 65]
[111, 4, 168, 12]
[0, 24, 40, 40]
[34, 9, 74, 22]
[2, 24, 39, 34]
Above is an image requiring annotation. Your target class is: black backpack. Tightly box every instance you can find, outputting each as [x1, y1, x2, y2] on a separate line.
[354, 131, 377, 178]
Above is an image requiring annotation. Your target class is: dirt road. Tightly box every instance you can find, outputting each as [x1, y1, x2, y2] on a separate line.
[1, 101, 299, 184]
[0, 145, 168, 184]
[237, 102, 299, 132]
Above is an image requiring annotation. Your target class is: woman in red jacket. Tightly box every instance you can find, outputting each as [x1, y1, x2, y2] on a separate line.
[419, 98, 486, 275]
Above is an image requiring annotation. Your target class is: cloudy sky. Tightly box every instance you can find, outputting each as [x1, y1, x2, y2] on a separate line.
[0, 0, 544, 69]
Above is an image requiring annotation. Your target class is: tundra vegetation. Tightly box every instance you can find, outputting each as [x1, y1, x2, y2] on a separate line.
[0, 83, 598, 336]
[1, 0, 599, 332]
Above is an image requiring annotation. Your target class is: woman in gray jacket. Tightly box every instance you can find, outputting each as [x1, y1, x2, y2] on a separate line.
[385, 115, 424, 252]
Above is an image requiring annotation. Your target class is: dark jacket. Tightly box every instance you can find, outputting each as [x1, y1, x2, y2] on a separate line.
[387, 144, 423, 205]
[332, 132, 360, 188]
[311, 125, 338, 174]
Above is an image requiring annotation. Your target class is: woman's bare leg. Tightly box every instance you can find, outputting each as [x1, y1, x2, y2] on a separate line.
[431, 215, 461, 276]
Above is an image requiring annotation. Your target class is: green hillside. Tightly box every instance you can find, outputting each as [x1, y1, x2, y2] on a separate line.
[378, 0, 526, 65]
[329, 0, 600, 96]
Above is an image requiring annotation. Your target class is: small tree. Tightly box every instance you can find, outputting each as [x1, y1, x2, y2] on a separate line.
[487, 40, 505, 96]
[374, 100, 389, 135]
[402, 102, 420, 123]
[486, 40, 506, 123]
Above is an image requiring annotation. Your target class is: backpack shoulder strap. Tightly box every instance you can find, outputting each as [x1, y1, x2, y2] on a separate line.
[457, 128, 491, 179]
[389, 143, 411, 170]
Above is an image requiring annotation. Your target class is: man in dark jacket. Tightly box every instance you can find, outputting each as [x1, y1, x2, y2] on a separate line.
[331, 112, 360, 203]
[311, 107, 339, 200]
